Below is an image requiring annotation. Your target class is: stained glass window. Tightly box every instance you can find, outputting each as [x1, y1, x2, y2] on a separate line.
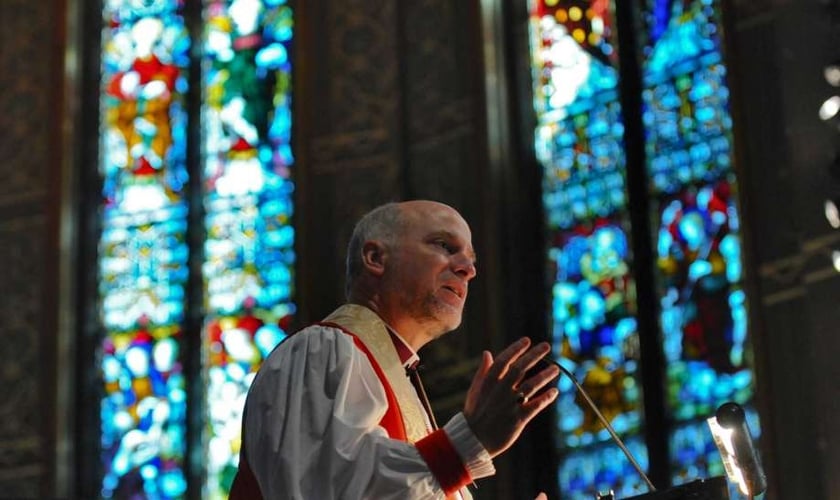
[528, 1, 649, 498]
[96, 1, 294, 498]
[639, 0, 760, 487]
[98, 2, 191, 497]
[201, 0, 295, 497]
[527, 0, 761, 497]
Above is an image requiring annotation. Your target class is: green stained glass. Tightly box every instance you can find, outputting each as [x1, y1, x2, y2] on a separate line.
[95, 0, 295, 497]
[201, 1, 295, 497]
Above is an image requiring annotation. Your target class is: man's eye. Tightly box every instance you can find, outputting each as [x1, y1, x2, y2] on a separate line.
[434, 240, 452, 252]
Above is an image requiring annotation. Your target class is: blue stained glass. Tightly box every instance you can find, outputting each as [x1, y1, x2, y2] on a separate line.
[529, 1, 648, 496]
[641, 0, 760, 485]
[550, 222, 641, 445]
[669, 415, 759, 499]
[656, 182, 752, 419]
[528, 0, 761, 493]
[642, 1, 733, 195]
[202, 1, 295, 497]
[97, 0, 191, 497]
[96, 0, 295, 495]
[558, 438, 649, 500]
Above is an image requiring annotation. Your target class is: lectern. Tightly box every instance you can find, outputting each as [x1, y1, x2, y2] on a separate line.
[594, 477, 729, 500]
[623, 477, 730, 500]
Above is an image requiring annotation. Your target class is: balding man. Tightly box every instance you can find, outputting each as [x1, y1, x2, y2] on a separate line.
[232, 201, 559, 499]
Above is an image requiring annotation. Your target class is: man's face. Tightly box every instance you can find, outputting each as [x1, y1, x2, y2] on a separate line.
[380, 202, 477, 341]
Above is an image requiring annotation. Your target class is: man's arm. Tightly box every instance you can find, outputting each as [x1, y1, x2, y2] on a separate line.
[242, 326, 490, 499]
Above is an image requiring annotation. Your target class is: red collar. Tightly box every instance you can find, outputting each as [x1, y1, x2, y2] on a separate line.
[386, 328, 420, 370]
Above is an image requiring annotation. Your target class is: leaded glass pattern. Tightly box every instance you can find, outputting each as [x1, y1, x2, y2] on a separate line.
[201, 1, 295, 497]
[640, 0, 760, 486]
[96, 0, 295, 497]
[550, 220, 642, 446]
[528, 1, 648, 498]
[98, 1, 191, 497]
[558, 437, 649, 499]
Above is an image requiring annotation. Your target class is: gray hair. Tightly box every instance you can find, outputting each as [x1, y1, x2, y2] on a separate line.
[345, 203, 405, 298]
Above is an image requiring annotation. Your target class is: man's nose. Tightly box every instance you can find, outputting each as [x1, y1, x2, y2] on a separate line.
[452, 253, 477, 280]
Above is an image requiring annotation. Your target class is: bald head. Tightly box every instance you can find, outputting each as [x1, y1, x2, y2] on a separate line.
[344, 201, 472, 298]
[344, 200, 477, 345]
[345, 203, 403, 298]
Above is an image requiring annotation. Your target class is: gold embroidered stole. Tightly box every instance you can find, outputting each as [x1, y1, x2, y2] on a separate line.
[323, 304, 429, 443]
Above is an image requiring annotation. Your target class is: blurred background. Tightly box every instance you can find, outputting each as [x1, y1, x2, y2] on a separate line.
[0, 0, 838, 498]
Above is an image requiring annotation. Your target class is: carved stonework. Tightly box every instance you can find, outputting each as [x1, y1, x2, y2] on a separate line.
[299, 0, 405, 318]
[0, 0, 52, 205]
[757, 232, 840, 305]
[309, 0, 402, 168]
[402, 1, 472, 139]
[296, 0, 490, 424]
[0, 217, 46, 494]
[0, 0, 63, 496]
[402, 0, 478, 204]
[729, 0, 789, 23]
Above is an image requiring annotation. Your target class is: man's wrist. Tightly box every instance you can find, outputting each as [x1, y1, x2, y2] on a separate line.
[443, 412, 495, 480]
[416, 429, 471, 495]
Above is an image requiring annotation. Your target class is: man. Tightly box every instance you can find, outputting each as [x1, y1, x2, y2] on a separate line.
[232, 200, 559, 498]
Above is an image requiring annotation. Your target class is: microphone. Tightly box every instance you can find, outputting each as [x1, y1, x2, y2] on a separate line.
[540, 357, 657, 493]
[708, 402, 766, 497]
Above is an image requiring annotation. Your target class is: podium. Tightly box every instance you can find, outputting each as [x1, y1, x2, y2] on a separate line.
[622, 477, 729, 500]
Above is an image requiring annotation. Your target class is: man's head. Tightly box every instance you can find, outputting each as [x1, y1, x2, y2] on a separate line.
[345, 200, 477, 349]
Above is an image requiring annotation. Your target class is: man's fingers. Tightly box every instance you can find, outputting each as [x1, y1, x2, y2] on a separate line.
[486, 337, 531, 378]
[467, 351, 493, 397]
[516, 363, 560, 399]
[501, 342, 552, 386]
[474, 351, 492, 382]
[521, 386, 559, 417]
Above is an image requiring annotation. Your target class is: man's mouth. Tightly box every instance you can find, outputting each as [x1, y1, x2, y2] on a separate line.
[442, 284, 465, 299]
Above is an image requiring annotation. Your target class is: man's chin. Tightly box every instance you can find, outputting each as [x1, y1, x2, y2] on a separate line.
[417, 300, 464, 337]
[421, 314, 462, 340]
[437, 312, 463, 335]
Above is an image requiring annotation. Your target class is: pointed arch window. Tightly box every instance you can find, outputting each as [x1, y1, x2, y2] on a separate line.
[524, 1, 761, 497]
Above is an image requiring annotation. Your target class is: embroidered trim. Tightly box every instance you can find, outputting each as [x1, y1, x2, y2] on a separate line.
[322, 304, 429, 442]
[317, 322, 408, 441]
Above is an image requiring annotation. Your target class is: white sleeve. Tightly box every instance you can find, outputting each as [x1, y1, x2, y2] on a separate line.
[243, 325, 478, 499]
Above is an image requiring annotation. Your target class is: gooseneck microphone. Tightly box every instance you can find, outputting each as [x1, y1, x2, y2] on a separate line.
[540, 357, 657, 493]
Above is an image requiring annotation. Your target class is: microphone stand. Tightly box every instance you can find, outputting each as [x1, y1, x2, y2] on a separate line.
[541, 357, 658, 493]
[543, 357, 733, 499]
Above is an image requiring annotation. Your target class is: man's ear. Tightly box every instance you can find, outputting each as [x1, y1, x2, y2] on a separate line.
[361, 240, 388, 277]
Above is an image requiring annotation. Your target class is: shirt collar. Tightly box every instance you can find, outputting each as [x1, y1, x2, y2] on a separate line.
[386, 327, 420, 370]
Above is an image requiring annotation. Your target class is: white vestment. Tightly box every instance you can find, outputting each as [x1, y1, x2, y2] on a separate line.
[241, 304, 495, 499]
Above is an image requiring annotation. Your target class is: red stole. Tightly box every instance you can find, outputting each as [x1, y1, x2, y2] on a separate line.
[230, 325, 408, 499]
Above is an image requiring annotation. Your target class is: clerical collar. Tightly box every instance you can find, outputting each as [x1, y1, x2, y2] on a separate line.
[385, 327, 420, 370]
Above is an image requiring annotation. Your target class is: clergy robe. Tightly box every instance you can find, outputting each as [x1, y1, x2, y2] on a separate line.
[231, 304, 494, 499]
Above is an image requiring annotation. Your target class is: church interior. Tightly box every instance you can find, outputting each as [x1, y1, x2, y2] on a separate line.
[1, 0, 838, 498]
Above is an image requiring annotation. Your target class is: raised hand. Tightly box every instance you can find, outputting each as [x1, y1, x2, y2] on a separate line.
[462, 337, 560, 458]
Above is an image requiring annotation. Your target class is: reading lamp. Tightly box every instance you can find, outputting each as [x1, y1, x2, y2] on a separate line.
[707, 402, 767, 499]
